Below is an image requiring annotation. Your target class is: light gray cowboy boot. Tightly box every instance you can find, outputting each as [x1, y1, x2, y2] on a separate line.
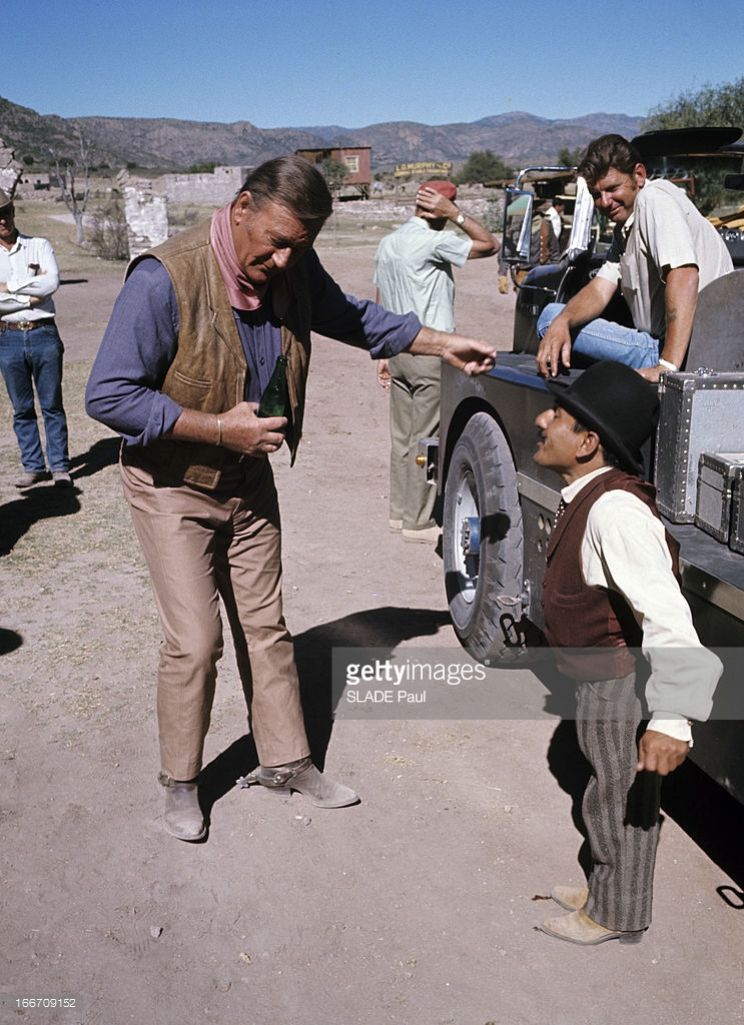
[158, 773, 206, 841]
[237, 757, 358, 808]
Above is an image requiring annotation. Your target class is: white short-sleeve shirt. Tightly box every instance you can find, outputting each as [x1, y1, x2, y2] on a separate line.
[374, 217, 472, 333]
[596, 179, 733, 339]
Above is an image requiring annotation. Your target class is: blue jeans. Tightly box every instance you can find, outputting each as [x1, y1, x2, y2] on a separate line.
[0, 323, 70, 472]
[537, 303, 660, 370]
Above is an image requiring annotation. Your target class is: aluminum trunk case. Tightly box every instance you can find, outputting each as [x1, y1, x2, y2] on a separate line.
[655, 371, 744, 523]
[731, 476, 744, 555]
[695, 452, 744, 542]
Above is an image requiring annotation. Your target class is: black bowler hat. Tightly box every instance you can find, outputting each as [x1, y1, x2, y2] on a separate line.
[547, 361, 659, 474]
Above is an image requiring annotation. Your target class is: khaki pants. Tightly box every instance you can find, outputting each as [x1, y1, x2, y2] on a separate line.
[120, 456, 310, 781]
[389, 352, 440, 531]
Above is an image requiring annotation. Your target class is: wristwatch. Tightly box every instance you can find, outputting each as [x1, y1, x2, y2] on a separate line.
[455, 211, 466, 227]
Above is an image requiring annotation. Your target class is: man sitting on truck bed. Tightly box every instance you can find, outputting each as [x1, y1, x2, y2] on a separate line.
[536, 134, 733, 383]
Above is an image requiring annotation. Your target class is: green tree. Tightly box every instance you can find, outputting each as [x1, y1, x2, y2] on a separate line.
[318, 157, 349, 195]
[557, 146, 584, 167]
[457, 150, 513, 185]
[643, 75, 744, 131]
[643, 76, 744, 215]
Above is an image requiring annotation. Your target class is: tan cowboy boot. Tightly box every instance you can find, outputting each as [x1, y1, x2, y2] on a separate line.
[539, 908, 644, 945]
[550, 884, 589, 911]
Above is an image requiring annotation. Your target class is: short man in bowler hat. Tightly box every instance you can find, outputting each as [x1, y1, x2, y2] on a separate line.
[533, 360, 721, 944]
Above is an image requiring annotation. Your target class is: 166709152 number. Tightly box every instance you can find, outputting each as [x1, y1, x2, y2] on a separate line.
[0, 994, 80, 1012]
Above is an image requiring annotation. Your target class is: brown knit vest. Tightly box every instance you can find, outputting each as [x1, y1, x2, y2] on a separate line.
[542, 468, 680, 681]
[121, 221, 312, 490]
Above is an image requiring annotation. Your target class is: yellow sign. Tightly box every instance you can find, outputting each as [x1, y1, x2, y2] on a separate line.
[393, 161, 454, 179]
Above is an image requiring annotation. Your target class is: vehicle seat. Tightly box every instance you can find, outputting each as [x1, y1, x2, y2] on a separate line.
[685, 270, 744, 372]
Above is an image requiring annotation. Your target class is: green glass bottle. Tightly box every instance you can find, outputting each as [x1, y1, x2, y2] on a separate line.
[257, 355, 289, 419]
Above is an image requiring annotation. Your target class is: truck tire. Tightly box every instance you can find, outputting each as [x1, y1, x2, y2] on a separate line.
[443, 412, 524, 664]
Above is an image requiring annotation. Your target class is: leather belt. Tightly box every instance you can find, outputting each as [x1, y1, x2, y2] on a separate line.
[0, 319, 55, 332]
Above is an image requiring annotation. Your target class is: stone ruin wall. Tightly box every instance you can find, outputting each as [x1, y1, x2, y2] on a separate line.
[156, 165, 248, 205]
[0, 139, 24, 198]
[119, 165, 250, 257]
[114, 165, 249, 257]
[117, 172, 169, 259]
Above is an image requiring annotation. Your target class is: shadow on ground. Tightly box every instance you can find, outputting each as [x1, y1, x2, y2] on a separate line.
[662, 760, 744, 894]
[0, 627, 22, 655]
[198, 605, 449, 825]
[0, 485, 81, 555]
[0, 438, 120, 555]
[70, 436, 120, 480]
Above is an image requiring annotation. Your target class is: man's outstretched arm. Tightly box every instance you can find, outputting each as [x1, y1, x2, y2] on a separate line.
[407, 327, 497, 376]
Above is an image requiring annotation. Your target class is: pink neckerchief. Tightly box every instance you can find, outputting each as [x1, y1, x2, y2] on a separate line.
[209, 201, 265, 311]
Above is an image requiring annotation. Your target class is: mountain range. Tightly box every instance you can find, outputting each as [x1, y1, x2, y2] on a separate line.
[0, 95, 643, 172]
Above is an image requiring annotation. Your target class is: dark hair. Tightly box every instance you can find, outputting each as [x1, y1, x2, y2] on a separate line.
[238, 156, 332, 224]
[570, 414, 622, 467]
[577, 134, 643, 187]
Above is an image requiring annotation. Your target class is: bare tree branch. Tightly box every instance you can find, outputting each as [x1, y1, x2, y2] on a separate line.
[50, 126, 93, 245]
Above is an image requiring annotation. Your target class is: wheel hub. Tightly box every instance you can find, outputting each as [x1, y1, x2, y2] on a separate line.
[460, 516, 481, 557]
[452, 473, 480, 604]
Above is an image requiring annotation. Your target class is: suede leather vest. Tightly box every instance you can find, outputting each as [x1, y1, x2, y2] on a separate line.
[121, 221, 312, 490]
[542, 468, 680, 681]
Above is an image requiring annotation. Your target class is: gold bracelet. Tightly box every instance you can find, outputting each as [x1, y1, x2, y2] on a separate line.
[215, 416, 222, 446]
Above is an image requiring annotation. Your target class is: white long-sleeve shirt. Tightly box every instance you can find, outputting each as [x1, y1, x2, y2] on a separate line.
[0, 233, 59, 321]
[562, 466, 722, 743]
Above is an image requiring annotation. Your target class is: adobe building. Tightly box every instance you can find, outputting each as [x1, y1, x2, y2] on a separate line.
[295, 146, 372, 199]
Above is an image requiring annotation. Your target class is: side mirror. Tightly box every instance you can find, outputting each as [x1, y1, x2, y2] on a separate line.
[503, 187, 534, 264]
[724, 173, 744, 190]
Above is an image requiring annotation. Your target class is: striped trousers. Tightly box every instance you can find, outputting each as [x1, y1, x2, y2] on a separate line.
[576, 672, 662, 932]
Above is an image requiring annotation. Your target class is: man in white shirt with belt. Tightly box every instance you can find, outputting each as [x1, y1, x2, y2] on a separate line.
[0, 188, 71, 487]
[532, 360, 721, 945]
[536, 134, 733, 383]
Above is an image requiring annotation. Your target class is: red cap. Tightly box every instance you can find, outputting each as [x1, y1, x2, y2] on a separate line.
[421, 179, 457, 201]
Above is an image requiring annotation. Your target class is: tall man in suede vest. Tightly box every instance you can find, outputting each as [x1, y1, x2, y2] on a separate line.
[86, 156, 496, 842]
[532, 361, 721, 945]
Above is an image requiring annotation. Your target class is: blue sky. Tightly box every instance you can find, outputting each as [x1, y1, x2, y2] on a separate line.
[8, 0, 744, 128]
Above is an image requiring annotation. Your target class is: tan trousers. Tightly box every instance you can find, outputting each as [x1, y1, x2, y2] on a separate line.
[120, 456, 310, 781]
[389, 351, 441, 530]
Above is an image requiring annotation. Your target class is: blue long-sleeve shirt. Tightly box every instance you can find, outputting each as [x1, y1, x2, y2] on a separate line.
[86, 250, 421, 447]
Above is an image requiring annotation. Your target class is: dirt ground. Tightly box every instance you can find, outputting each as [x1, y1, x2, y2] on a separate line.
[2, 200, 744, 1025]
